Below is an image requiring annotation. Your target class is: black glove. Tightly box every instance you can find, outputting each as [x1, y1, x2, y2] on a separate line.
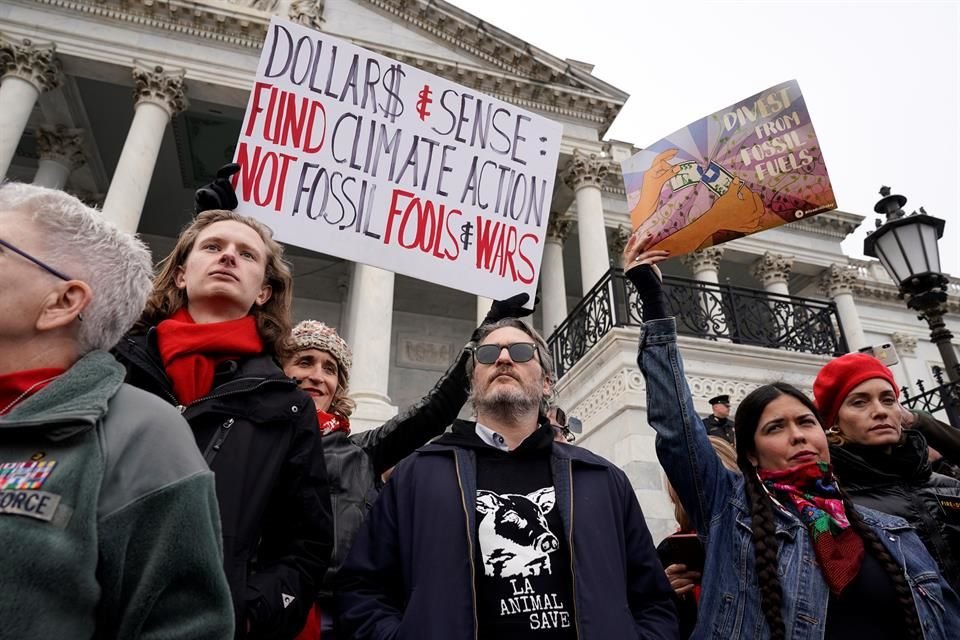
[471, 293, 536, 342]
[195, 163, 241, 214]
[626, 265, 667, 322]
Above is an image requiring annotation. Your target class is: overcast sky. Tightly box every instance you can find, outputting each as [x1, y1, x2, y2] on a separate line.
[455, 0, 960, 277]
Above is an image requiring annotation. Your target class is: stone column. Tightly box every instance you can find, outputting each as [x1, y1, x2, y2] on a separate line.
[819, 264, 867, 352]
[0, 37, 61, 180]
[343, 262, 397, 430]
[890, 332, 918, 390]
[542, 216, 572, 336]
[683, 246, 727, 338]
[33, 125, 84, 189]
[101, 64, 186, 233]
[476, 296, 493, 327]
[752, 252, 794, 338]
[563, 149, 610, 294]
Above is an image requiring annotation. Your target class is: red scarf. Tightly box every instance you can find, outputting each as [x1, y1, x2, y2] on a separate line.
[759, 461, 864, 594]
[156, 308, 263, 406]
[0, 368, 65, 415]
[316, 409, 351, 436]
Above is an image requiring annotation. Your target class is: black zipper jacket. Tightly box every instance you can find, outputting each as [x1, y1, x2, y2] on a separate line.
[114, 330, 334, 640]
[831, 429, 960, 592]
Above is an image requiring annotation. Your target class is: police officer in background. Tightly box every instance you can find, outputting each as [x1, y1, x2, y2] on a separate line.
[702, 394, 735, 445]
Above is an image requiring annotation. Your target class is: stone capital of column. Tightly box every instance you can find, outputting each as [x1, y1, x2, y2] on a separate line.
[37, 125, 85, 169]
[132, 63, 187, 116]
[0, 37, 61, 93]
[610, 224, 631, 257]
[751, 252, 794, 286]
[563, 148, 610, 191]
[890, 332, 918, 356]
[818, 263, 858, 298]
[546, 215, 573, 244]
[682, 246, 725, 275]
[289, 0, 325, 29]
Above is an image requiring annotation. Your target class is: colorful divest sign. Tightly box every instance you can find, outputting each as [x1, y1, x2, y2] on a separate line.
[620, 79, 836, 256]
[233, 17, 562, 302]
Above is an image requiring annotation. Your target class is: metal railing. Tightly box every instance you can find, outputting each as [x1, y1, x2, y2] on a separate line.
[901, 366, 960, 427]
[547, 268, 848, 379]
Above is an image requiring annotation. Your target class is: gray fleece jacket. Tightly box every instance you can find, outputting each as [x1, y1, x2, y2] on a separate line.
[0, 350, 234, 638]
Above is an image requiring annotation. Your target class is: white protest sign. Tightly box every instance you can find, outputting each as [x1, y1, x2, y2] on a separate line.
[233, 17, 562, 301]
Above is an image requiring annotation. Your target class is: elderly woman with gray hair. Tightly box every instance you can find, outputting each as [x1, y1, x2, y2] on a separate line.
[283, 296, 533, 640]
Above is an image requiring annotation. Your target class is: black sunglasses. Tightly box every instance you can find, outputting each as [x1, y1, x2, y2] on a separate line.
[473, 342, 538, 365]
[0, 237, 73, 281]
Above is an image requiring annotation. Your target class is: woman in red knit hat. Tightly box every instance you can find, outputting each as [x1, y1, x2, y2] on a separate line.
[813, 353, 960, 592]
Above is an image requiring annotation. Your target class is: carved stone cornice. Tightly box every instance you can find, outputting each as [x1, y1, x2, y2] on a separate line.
[133, 64, 187, 116]
[751, 252, 794, 287]
[36, 125, 85, 169]
[29, 0, 269, 49]
[546, 215, 573, 244]
[563, 149, 610, 191]
[288, 0, 324, 29]
[379, 48, 618, 129]
[0, 36, 61, 92]
[818, 264, 858, 298]
[890, 332, 918, 356]
[792, 210, 864, 239]
[683, 246, 725, 275]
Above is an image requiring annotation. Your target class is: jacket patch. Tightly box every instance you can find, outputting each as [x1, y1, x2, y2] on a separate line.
[0, 490, 61, 522]
[281, 593, 295, 608]
[0, 459, 57, 490]
[936, 494, 960, 523]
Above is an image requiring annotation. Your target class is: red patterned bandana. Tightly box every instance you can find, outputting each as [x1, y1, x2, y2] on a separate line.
[759, 461, 864, 594]
[316, 409, 351, 437]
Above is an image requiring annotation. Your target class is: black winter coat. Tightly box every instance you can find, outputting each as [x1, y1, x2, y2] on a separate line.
[319, 347, 470, 601]
[831, 429, 960, 592]
[114, 331, 334, 639]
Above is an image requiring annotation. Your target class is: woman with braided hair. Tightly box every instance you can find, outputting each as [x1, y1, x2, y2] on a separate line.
[625, 232, 960, 639]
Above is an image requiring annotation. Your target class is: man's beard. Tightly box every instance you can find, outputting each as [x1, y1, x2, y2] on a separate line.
[470, 371, 541, 422]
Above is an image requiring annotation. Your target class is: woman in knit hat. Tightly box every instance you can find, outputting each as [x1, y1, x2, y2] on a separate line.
[284, 295, 534, 640]
[814, 353, 960, 592]
[627, 231, 959, 639]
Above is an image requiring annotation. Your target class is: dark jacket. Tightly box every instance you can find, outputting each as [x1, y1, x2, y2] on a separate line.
[701, 414, 734, 445]
[319, 347, 470, 599]
[831, 429, 960, 591]
[336, 419, 677, 640]
[0, 351, 233, 638]
[115, 331, 334, 639]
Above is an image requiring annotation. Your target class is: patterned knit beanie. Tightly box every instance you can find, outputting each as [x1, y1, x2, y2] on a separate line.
[290, 320, 353, 383]
[813, 352, 899, 430]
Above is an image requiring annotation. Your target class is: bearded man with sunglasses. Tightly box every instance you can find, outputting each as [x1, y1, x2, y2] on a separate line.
[337, 318, 676, 640]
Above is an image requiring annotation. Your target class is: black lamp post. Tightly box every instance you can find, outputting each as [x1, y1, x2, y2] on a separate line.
[865, 186, 960, 425]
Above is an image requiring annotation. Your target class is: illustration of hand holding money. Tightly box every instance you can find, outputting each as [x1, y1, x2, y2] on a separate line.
[629, 148, 681, 230]
[652, 176, 766, 254]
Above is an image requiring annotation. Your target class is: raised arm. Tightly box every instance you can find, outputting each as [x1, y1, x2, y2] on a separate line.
[623, 233, 735, 533]
[354, 293, 535, 474]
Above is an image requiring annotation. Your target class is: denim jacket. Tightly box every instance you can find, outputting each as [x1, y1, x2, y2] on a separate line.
[638, 318, 960, 640]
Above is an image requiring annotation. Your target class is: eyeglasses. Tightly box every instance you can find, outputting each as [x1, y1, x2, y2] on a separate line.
[551, 407, 582, 443]
[473, 342, 538, 365]
[0, 237, 72, 281]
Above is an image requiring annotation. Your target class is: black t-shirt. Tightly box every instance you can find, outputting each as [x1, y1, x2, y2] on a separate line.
[471, 425, 577, 640]
[824, 548, 908, 639]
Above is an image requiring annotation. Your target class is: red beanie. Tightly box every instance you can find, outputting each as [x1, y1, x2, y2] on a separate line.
[813, 353, 900, 429]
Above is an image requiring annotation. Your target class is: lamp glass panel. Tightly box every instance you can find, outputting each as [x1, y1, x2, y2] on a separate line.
[919, 223, 942, 273]
[897, 223, 930, 276]
[874, 228, 912, 283]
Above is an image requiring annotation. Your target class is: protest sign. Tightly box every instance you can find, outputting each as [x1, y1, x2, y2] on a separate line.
[620, 79, 836, 256]
[233, 17, 562, 301]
